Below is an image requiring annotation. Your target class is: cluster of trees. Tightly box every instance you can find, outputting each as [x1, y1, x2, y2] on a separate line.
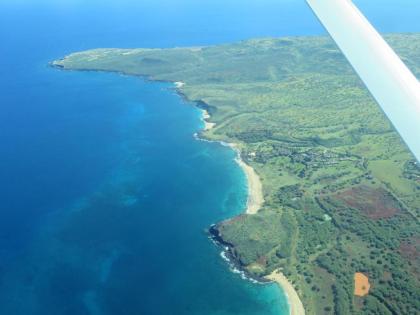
[275, 184, 303, 209]
[217, 211, 293, 268]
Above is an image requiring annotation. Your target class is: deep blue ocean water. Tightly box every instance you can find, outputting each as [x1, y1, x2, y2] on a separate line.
[0, 1, 418, 314]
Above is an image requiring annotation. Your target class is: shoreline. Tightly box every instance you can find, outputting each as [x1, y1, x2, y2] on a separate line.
[198, 107, 263, 215]
[193, 83, 303, 315]
[201, 108, 216, 131]
[266, 270, 306, 315]
[235, 157, 264, 215]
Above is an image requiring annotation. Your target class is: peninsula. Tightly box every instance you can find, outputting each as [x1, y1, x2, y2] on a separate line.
[53, 34, 420, 315]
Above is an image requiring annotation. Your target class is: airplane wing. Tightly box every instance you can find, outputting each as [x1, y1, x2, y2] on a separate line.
[307, 0, 420, 162]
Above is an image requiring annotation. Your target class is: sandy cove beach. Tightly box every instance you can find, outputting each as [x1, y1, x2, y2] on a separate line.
[174, 81, 185, 88]
[266, 270, 306, 315]
[217, 140, 264, 215]
[201, 109, 216, 131]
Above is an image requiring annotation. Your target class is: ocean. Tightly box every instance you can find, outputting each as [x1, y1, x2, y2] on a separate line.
[0, 1, 418, 314]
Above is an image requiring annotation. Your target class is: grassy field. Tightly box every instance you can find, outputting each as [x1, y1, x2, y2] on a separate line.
[54, 34, 420, 314]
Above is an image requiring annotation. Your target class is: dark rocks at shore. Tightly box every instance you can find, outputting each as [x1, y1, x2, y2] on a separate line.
[195, 100, 217, 116]
[208, 224, 270, 284]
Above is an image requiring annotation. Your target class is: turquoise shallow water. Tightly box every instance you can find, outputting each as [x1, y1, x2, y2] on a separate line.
[0, 74, 288, 314]
[0, 1, 418, 314]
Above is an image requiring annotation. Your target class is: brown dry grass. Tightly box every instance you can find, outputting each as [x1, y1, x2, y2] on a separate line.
[399, 237, 420, 280]
[335, 185, 400, 220]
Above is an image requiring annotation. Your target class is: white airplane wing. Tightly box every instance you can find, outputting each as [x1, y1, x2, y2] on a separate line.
[307, 0, 420, 161]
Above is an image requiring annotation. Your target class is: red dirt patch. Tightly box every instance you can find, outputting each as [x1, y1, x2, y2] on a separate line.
[334, 185, 401, 220]
[354, 272, 370, 297]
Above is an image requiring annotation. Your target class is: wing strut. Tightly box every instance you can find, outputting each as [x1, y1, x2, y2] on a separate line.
[307, 0, 420, 161]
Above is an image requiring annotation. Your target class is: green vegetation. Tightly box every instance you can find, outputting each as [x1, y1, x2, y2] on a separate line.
[53, 34, 420, 314]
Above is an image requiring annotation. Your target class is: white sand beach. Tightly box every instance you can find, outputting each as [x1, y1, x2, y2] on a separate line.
[266, 270, 306, 315]
[235, 158, 264, 215]
[174, 81, 185, 88]
[201, 109, 216, 131]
